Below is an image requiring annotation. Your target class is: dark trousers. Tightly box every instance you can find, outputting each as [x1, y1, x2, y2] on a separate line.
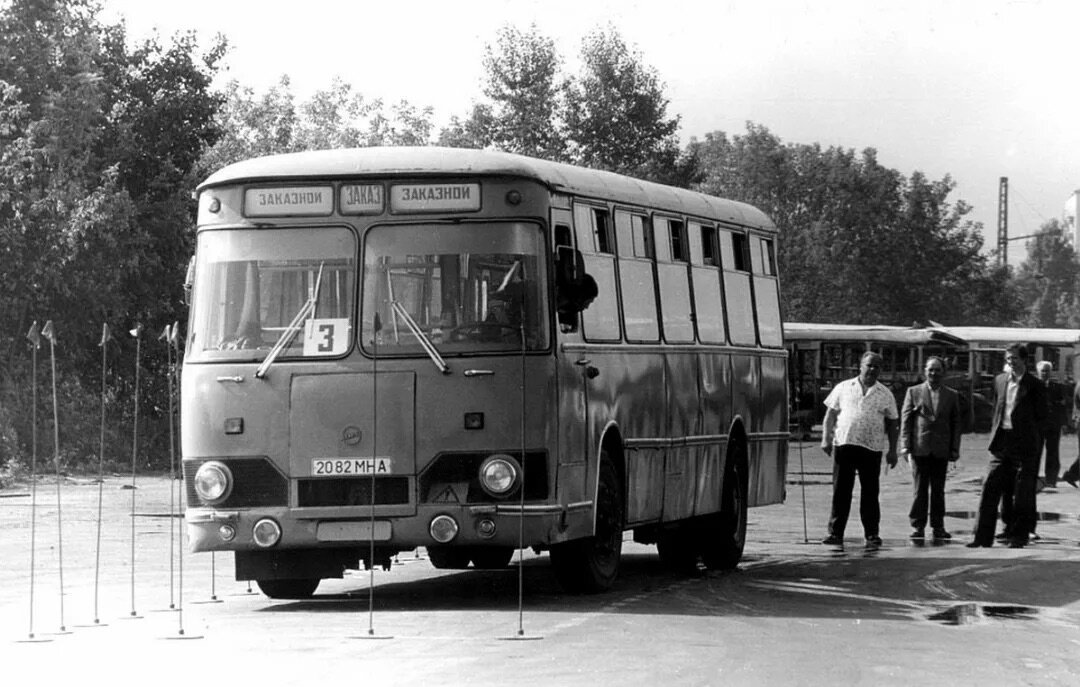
[827, 444, 882, 538]
[975, 444, 1038, 544]
[1038, 425, 1062, 484]
[909, 455, 948, 530]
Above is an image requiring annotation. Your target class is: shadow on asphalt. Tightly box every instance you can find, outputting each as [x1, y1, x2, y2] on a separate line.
[257, 547, 1080, 623]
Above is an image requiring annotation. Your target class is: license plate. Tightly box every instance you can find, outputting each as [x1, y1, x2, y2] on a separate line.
[311, 458, 392, 476]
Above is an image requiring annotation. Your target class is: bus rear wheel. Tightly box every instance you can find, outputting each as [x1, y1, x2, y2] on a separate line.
[427, 546, 472, 569]
[256, 578, 320, 599]
[701, 445, 748, 570]
[550, 452, 623, 593]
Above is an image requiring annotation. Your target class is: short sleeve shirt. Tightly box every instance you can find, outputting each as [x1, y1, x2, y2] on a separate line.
[823, 377, 899, 452]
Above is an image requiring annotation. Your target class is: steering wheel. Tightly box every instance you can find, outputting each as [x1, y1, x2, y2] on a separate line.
[450, 322, 520, 342]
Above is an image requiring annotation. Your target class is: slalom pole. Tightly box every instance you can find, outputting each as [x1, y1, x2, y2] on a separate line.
[123, 324, 144, 620]
[85, 323, 113, 627]
[160, 324, 176, 611]
[18, 322, 51, 642]
[797, 431, 809, 544]
[41, 321, 69, 635]
[500, 278, 540, 641]
[350, 291, 390, 640]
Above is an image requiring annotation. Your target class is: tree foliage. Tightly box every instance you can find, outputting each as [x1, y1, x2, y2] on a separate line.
[202, 76, 435, 172]
[0, 0, 225, 473]
[688, 123, 1017, 326]
[1014, 219, 1080, 327]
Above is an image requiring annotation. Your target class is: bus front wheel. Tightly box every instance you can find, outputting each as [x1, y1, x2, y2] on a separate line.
[550, 452, 623, 593]
[427, 546, 472, 569]
[470, 546, 515, 569]
[256, 578, 320, 599]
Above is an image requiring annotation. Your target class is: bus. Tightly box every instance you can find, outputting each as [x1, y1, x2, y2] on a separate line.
[785, 323, 970, 434]
[930, 326, 1080, 431]
[182, 147, 788, 597]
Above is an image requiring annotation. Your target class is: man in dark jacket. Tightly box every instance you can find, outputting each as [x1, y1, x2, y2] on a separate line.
[968, 344, 1046, 548]
[1035, 360, 1071, 487]
[900, 356, 962, 541]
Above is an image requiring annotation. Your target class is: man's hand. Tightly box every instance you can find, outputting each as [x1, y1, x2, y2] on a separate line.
[821, 442, 833, 457]
[886, 449, 898, 468]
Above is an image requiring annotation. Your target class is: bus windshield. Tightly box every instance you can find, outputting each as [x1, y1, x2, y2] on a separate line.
[188, 227, 356, 362]
[362, 222, 549, 354]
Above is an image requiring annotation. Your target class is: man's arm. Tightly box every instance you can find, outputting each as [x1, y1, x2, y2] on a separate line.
[821, 406, 839, 456]
[947, 388, 962, 460]
[884, 417, 899, 467]
[898, 388, 916, 459]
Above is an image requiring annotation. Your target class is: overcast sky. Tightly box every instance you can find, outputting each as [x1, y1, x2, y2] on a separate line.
[102, 0, 1080, 267]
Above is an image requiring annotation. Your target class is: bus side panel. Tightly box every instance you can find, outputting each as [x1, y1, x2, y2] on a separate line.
[613, 349, 665, 526]
[752, 354, 788, 506]
[694, 352, 733, 516]
[662, 350, 700, 522]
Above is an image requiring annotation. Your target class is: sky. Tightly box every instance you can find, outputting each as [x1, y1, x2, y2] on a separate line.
[100, 0, 1080, 267]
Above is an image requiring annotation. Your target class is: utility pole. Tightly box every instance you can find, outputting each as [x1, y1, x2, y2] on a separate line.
[997, 176, 1008, 266]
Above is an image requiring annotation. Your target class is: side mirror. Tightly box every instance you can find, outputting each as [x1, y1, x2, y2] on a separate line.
[183, 256, 195, 306]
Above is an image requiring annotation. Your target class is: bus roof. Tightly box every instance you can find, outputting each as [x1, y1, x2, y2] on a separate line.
[931, 326, 1080, 347]
[197, 146, 776, 232]
[783, 322, 967, 346]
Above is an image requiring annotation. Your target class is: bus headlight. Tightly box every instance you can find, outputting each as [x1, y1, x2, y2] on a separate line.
[478, 454, 520, 498]
[253, 518, 282, 548]
[193, 461, 233, 504]
[429, 515, 459, 544]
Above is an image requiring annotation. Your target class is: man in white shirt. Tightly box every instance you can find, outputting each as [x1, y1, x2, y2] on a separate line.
[820, 351, 899, 549]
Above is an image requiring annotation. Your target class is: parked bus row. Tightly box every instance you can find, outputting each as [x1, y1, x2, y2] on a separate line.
[786, 322, 1080, 434]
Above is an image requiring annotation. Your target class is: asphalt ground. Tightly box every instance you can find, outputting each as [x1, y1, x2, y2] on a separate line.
[2, 434, 1079, 686]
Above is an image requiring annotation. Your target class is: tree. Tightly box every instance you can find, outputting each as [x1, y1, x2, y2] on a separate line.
[201, 76, 436, 172]
[1014, 219, 1080, 327]
[0, 0, 226, 472]
[564, 25, 682, 181]
[688, 123, 1017, 326]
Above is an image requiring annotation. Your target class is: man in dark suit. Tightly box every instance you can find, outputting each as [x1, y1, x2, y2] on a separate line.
[968, 344, 1046, 548]
[1034, 360, 1071, 487]
[900, 356, 962, 541]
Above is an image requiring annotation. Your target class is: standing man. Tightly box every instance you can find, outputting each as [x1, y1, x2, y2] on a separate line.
[968, 344, 1046, 548]
[900, 356, 962, 541]
[1062, 379, 1080, 489]
[821, 351, 899, 549]
[1035, 360, 1070, 488]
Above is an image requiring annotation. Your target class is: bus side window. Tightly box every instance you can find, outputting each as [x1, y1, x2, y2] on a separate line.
[573, 203, 613, 254]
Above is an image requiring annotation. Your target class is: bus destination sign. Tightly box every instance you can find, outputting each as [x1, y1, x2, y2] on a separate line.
[340, 184, 384, 215]
[390, 183, 481, 213]
[244, 186, 333, 217]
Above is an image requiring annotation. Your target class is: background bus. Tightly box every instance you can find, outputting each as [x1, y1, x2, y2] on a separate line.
[785, 322, 970, 434]
[182, 147, 787, 597]
[930, 326, 1080, 431]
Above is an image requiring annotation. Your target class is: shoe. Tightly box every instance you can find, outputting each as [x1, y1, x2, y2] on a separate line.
[965, 540, 991, 548]
[1008, 538, 1027, 549]
[994, 532, 1009, 542]
[1063, 475, 1078, 488]
[910, 529, 925, 540]
[1030, 532, 1041, 541]
[932, 528, 952, 540]
[821, 534, 844, 546]
[865, 535, 883, 548]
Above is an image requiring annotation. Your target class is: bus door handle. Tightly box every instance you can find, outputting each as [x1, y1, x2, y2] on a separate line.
[575, 358, 600, 379]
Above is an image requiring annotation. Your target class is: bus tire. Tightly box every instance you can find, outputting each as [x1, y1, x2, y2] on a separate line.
[550, 452, 623, 593]
[701, 443, 748, 570]
[470, 546, 515, 569]
[427, 546, 472, 569]
[256, 578, 320, 599]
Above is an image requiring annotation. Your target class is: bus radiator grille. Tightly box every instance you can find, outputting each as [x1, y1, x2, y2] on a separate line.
[297, 477, 411, 507]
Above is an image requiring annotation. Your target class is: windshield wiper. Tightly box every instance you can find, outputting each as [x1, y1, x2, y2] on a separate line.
[391, 300, 450, 375]
[255, 263, 324, 380]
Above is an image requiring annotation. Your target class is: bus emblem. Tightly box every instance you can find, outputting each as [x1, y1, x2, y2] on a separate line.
[341, 426, 362, 446]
